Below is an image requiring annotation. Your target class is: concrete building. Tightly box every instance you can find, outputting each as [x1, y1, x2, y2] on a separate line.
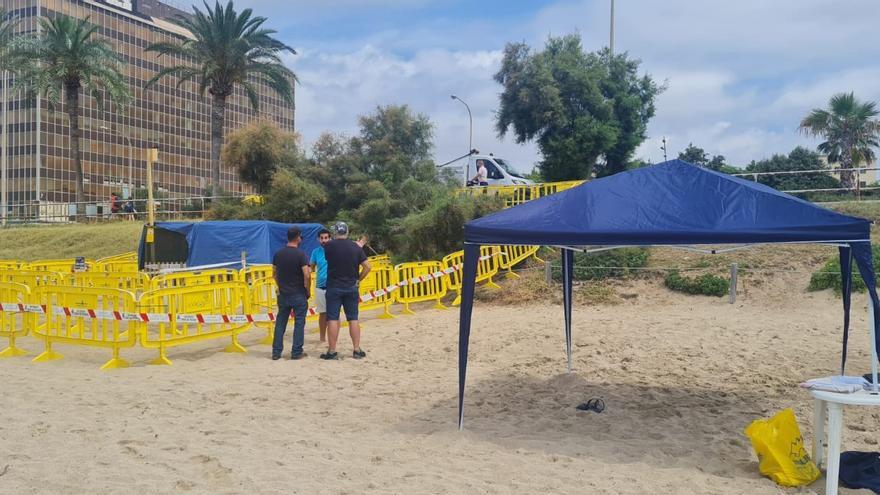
[1, 0, 295, 220]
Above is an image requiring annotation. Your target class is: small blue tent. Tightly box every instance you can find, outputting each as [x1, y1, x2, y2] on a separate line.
[457, 160, 880, 429]
[138, 220, 324, 268]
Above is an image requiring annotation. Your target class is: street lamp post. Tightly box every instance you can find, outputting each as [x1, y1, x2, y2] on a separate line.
[101, 125, 133, 198]
[450, 94, 473, 183]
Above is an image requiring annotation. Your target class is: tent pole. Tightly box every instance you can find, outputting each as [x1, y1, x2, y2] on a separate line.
[562, 249, 574, 374]
[871, 295, 878, 393]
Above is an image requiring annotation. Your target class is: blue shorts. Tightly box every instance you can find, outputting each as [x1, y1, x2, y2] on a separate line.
[326, 286, 360, 321]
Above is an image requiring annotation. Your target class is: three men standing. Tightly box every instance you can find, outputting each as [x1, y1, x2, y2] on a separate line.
[271, 227, 311, 360]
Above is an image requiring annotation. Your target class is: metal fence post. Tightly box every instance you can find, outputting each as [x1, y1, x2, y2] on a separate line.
[545, 259, 552, 284]
[729, 263, 738, 304]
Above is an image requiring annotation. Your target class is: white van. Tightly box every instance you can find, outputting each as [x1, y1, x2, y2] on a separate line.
[440, 154, 534, 187]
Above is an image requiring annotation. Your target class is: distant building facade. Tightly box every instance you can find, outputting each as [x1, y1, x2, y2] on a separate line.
[1, 0, 295, 219]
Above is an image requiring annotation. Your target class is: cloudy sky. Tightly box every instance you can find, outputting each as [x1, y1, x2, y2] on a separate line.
[239, 0, 880, 172]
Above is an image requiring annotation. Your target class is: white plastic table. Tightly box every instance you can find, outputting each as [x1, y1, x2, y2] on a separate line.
[811, 388, 880, 495]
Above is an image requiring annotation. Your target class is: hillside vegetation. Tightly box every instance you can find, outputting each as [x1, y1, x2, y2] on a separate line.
[0, 222, 143, 261]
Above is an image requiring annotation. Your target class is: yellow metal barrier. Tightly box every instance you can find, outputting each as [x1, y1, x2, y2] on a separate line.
[394, 261, 447, 314]
[150, 268, 239, 290]
[67, 271, 151, 292]
[97, 260, 139, 273]
[29, 259, 95, 273]
[0, 260, 22, 270]
[240, 265, 274, 285]
[0, 282, 34, 358]
[97, 251, 137, 263]
[358, 264, 396, 319]
[32, 286, 140, 370]
[443, 246, 502, 306]
[498, 245, 542, 279]
[0, 269, 65, 288]
[367, 254, 391, 267]
[457, 180, 586, 208]
[139, 281, 251, 365]
[249, 276, 277, 345]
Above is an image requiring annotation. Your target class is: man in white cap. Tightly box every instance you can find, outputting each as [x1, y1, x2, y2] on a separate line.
[321, 221, 371, 360]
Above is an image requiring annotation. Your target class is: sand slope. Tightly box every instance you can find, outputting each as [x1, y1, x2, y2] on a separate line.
[1, 273, 877, 494]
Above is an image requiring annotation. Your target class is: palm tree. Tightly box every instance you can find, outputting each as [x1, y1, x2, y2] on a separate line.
[799, 92, 880, 190]
[145, 0, 296, 195]
[0, 9, 19, 70]
[14, 15, 129, 211]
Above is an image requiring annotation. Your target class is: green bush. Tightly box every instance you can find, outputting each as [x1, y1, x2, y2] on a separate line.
[664, 270, 729, 297]
[808, 245, 880, 294]
[551, 247, 649, 281]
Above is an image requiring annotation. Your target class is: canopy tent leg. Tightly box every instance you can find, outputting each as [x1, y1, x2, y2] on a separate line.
[850, 242, 880, 392]
[458, 243, 480, 431]
[562, 249, 574, 374]
[839, 246, 853, 375]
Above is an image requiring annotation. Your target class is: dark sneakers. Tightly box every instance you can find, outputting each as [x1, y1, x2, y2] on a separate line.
[353, 349, 366, 359]
[271, 354, 281, 361]
[291, 352, 308, 360]
[319, 351, 339, 360]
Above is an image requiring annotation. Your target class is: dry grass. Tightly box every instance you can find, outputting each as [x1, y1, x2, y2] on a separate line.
[0, 221, 144, 261]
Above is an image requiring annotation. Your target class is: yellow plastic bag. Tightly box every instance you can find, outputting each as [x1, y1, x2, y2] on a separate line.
[744, 408, 821, 487]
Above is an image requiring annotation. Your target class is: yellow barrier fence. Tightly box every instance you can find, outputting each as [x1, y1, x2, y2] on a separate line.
[368, 254, 391, 267]
[97, 260, 140, 273]
[0, 282, 33, 358]
[67, 271, 151, 292]
[394, 261, 447, 314]
[139, 281, 251, 365]
[240, 265, 274, 285]
[443, 246, 503, 306]
[32, 286, 140, 370]
[0, 260, 23, 270]
[29, 258, 95, 273]
[249, 276, 278, 345]
[498, 245, 543, 279]
[97, 251, 137, 263]
[0, 269, 65, 287]
[150, 268, 239, 290]
[358, 264, 396, 319]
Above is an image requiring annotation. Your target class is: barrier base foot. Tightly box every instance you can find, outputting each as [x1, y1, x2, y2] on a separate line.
[433, 302, 448, 310]
[0, 346, 29, 358]
[32, 350, 63, 363]
[532, 255, 545, 264]
[401, 308, 416, 315]
[378, 313, 394, 320]
[505, 272, 520, 280]
[100, 357, 130, 371]
[258, 335, 273, 345]
[150, 355, 173, 366]
[451, 295, 462, 306]
[485, 281, 502, 290]
[224, 341, 247, 353]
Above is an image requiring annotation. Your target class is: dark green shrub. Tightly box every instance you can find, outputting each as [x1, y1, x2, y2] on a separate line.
[808, 245, 880, 294]
[551, 247, 649, 281]
[664, 270, 729, 297]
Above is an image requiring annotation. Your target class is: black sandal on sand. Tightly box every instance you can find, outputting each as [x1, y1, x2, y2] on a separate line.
[320, 351, 338, 360]
[353, 349, 366, 359]
[576, 398, 605, 413]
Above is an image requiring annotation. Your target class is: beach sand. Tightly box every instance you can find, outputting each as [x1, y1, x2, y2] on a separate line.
[1, 270, 877, 494]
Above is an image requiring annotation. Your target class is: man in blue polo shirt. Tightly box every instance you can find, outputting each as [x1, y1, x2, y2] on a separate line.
[309, 228, 331, 342]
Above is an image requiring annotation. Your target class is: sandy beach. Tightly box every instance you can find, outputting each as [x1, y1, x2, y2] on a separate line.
[1, 269, 877, 494]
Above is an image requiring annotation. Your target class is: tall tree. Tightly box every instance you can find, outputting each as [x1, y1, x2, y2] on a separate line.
[14, 16, 129, 210]
[745, 146, 839, 193]
[799, 92, 880, 189]
[494, 34, 661, 181]
[145, 0, 297, 195]
[678, 143, 709, 166]
[222, 121, 294, 193]
[355, 104, 435, 187]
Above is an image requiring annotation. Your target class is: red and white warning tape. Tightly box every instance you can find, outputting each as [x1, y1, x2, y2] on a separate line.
[0, 253, 499, 323]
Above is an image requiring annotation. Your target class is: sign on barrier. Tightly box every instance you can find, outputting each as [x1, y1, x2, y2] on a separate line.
[32, 286, 140, 370]
[139, 281, 251, 365]
[443, 246, 502, 306]
[150, 268, 239, 290]
[0, 282, 33, 358]
[394, 261, 447, 314]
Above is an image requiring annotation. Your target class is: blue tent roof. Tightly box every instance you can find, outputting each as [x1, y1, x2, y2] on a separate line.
[140, 220, 324, 267]
[465, 160, 871, 246]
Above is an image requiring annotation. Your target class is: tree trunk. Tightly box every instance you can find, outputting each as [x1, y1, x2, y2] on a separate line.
[210, 93, 227, 197]
[65, 83, 84, 217]
[840, 138, 855, 192]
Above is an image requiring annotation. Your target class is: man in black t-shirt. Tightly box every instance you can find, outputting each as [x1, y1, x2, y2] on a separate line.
[321, 222, 371, 360]
[271, 226, 311, 360]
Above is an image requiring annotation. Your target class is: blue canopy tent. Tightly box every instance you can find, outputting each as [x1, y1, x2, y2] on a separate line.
[138, 220, 324, 268]
[458, 160, 880, 429]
